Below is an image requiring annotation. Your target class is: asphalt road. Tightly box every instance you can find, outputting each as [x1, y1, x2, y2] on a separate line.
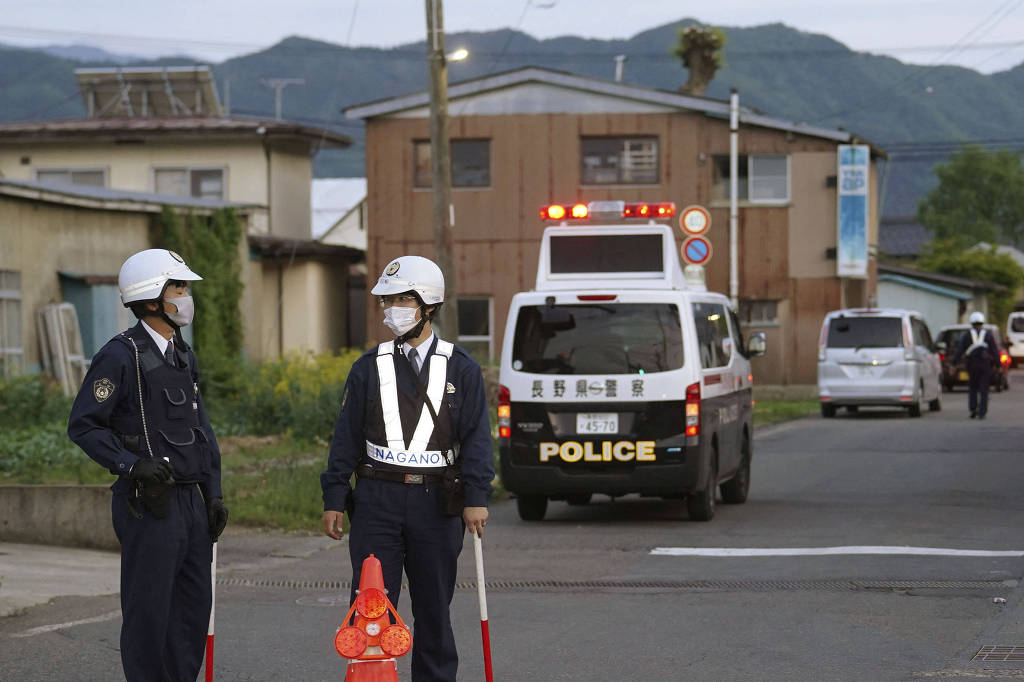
[3, 375, 1024, 680]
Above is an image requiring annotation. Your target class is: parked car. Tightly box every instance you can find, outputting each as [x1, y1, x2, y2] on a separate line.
[817, 308, 942, 417]
[1006, 311, 1024, 368]
[936, 324, 1011, 392]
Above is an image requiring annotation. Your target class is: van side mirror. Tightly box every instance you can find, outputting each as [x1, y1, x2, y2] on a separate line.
[747, 331, 767, 357]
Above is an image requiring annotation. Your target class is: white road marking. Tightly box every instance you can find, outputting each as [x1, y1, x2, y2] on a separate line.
[11, 609, 121, 638]
[650, 546, 1024, 557]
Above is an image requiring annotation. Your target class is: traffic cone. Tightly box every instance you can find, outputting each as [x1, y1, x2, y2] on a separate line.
[334, 554, 412, 682]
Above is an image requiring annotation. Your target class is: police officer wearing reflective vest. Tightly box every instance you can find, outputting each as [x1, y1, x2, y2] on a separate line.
[953, 311, 1000, 420]
[321, 255, 493, 681]
[68, 249, 228, 682]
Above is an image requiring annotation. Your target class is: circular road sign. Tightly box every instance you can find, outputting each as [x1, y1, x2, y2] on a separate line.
[679, 205, 711, 235]
[681, 235, 713, 266]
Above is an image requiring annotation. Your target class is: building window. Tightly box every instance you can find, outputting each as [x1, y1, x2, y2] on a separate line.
[413, 139, 491, 188]
[457, 296, 493, 360]
[35, 168, 106, 186]
[154, 167, 225, 199]
[581, 136, 659, 185]
[0, 271, 23, 376]
[739, 300, 779, 326]
[711, 154, 790, 203]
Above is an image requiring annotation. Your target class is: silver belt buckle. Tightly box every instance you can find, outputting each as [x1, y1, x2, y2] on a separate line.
[403, 473, 424, 484]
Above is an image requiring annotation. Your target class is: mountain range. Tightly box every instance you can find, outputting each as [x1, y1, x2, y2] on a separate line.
[4, 18, 1024, 217]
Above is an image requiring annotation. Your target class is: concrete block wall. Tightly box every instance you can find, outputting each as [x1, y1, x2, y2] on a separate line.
[0, 485, 119, 550]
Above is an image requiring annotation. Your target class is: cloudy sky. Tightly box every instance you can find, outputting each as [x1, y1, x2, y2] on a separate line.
[4, 0, 1024, 73]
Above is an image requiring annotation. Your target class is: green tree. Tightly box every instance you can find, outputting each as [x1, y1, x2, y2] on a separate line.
[153, 207, 245, 398]
[917, 146, 1024, 249]
[672, 26, 726, 96]
[918, 239, 1024, 330]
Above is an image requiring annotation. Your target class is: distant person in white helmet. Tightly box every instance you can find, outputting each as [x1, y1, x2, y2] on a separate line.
[952, 311, 1000, 419]
[68, 248, 228, 682]
[321, 255, 494, 681]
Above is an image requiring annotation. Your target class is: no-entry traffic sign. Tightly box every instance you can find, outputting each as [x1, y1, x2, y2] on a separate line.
[679, 205, 711, 235]
[681, 235, 713, 266]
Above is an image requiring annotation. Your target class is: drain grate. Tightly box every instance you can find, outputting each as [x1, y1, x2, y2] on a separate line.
[974, 646, 1024, 662]
[217, 577, 1010, 593]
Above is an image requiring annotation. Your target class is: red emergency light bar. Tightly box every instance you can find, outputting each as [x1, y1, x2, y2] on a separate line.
[540, 201, 676, 221]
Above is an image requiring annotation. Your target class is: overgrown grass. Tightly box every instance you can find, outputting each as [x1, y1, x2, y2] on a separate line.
[753, 399, 819, 426]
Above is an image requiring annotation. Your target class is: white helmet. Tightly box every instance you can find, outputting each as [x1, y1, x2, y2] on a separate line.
[969, 311, 986, 325]
[370, 256, 444, 305]
[118, 249, 202, 306]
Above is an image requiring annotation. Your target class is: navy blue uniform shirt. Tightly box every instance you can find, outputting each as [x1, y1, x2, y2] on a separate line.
[67, 323, 223, 499]
[953, 327, 999, 371]
[321, 339, 494, 512]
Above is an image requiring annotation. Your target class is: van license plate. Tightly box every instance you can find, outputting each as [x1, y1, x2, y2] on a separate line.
[577, 412, 618, 434]
[958, 371, 969, 381]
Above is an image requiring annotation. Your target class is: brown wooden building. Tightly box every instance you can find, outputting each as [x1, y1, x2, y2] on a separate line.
[345, 67, 884, 386]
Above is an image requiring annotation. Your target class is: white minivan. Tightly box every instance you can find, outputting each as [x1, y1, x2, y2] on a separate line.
[497, 200, 765, 522]
[817, 308, 942, 417]
[1006, 311, 1024, 367]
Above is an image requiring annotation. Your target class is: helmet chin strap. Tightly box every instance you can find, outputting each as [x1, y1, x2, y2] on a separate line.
[395, 306, 429, 345]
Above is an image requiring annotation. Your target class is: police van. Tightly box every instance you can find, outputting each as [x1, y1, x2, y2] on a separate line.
[496, 200, 766, 522]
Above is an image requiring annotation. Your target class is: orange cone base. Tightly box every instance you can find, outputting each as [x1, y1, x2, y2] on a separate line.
[345, 658, 399, 682]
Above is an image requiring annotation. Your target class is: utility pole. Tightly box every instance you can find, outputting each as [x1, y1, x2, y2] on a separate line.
[729, 89, 739, 309]
[261, 78, 305, 120]
[426, 0, 458, 339]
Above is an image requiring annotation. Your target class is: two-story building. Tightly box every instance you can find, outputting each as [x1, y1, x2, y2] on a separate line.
[0, 66, 362, 368]
[345, 66, 884, 386]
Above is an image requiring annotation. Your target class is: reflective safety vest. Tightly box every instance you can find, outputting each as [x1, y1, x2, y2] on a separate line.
[966, 328, 990, 358]
[365, 339, 455, 470]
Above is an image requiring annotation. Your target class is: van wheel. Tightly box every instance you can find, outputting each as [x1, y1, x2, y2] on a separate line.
[821, 403, 837, 418]
[516, 495, 547, 521]
[720, 434, 750, 505]
[566, 493, 592, 506]
[687, 454, 717, 521]
[908, 384, 923, 417]
[928, 394, 942, 412]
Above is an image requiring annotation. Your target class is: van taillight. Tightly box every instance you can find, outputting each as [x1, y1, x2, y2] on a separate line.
[685, 382, 700, 437]
[818, 321, 829, 361]
[902, 320, 915, 360]
[497, 384, 511, 439]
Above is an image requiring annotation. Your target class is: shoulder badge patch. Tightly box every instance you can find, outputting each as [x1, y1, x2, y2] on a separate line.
[446, 382, 456, 394]
[93, 378, 115, 403]
[385, 261, 401, 275]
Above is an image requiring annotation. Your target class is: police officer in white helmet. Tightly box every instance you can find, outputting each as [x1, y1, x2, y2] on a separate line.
[321, 255, 493, 681]
[68, 248, 228, 681]
[953, 311, 1000, 419]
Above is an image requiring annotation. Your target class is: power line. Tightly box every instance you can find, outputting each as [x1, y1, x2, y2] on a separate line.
[3, 22, 1024, 64]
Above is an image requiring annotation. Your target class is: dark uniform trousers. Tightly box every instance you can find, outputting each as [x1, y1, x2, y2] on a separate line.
[113, 486, 212, 682]
[68, 323, 220, 682]
[349, 478, 464, 682]
[968, 362, 992, 416]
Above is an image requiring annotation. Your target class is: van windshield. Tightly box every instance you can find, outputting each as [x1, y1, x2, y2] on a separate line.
[827, 317, 903, 349]
[1012, 316, 1024, 333]
[512, 303, 683, 374]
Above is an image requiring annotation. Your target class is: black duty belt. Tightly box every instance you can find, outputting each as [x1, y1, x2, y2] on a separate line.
[356, 464, 442, 485]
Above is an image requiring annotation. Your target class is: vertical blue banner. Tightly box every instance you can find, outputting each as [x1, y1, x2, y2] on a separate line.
[836, 144, 869, 278]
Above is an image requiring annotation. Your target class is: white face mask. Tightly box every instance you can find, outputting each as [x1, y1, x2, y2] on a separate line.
[383, 306, 419, 336]
[166, 295, 195, 327]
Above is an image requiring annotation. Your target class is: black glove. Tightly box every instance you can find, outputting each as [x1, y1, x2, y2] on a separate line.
[129, 458, 174, 485]
[207, 497, 229, 542]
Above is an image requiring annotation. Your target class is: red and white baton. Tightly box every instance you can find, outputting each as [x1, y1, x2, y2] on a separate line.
[205, 542, 217, 682]
[473, 531, 493, 682]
